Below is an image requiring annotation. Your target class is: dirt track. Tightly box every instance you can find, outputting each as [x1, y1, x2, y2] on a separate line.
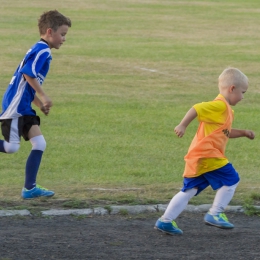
[0, 211, 260, 260]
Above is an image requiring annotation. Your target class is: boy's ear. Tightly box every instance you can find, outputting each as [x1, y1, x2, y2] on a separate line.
[46, 28, 52, 36]
[229, 85, 235, 93]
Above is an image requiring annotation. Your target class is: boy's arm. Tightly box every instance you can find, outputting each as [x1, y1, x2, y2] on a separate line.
[23, 74, 52, 109]
[32, 95, 50, 115]
[229, 129, 255, 140]
[174, 107, 197, 138]
[32, 95, 42, 107]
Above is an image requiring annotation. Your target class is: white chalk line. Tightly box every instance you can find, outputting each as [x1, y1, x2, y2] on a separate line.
[134, 66, 173, 76]
[137, 67, 157, 73]
[94, 60, 173, 76]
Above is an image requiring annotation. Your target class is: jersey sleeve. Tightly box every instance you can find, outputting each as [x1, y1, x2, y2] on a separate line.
[20, 48, 51, 78]
[193, 100, 227, 124]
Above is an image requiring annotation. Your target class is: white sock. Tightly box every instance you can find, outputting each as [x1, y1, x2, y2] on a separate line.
[209, 182, 239, 215]
[161, 189, 197, 222]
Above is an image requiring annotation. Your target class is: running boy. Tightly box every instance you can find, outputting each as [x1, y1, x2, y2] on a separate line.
[0, 10, 71, 199]
[154, 67, 255, 235]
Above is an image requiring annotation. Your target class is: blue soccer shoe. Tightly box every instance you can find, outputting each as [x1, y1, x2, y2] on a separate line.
[154, 218, 183, 235]
[204, 212, 234, 229]
[21, 184, 55, 199]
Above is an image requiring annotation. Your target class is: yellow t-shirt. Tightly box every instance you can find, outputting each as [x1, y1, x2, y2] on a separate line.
[192, 94, 233, 175]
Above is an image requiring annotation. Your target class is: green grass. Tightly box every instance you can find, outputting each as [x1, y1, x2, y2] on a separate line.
[0, 0, 260, 207]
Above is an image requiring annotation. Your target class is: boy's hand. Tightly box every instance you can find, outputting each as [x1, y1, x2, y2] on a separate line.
[40, 104, 51, 115]
[41, 94, 53, 109]
[174, 108, 197, 138]
[174, 125, 186, 138]
[245, 130, 255, 140]
[40, 95, 52, 115]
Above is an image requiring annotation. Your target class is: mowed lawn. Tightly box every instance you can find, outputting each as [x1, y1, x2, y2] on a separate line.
[0, 0, 260, 206]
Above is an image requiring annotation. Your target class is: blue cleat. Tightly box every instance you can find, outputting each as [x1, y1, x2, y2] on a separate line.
[204, 212, 234, 229]
[21, 184, 55, 199]
[154, 218, 183, 235]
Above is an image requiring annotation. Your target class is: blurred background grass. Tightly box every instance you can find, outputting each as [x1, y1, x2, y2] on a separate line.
[0, 0, 260, 206]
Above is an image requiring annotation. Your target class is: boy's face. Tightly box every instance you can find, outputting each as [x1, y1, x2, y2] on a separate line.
[228, 83, 248, 106]
[47, 25, 70, 49]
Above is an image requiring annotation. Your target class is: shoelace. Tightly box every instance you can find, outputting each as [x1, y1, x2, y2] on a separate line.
[171, 221, 179, 228]
[219, 213, 229, 221]
[36, 184, 48, 190]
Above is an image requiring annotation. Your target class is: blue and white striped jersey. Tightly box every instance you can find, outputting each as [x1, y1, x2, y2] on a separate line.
[0, 40, 52, 119]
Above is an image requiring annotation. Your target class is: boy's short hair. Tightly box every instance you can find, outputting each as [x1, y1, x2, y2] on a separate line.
[38, 10, 71, 35]
[218, 67, 248, 89]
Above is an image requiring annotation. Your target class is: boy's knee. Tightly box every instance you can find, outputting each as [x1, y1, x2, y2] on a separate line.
[184, 188, 198, 199]
[4, 142, 20, 153]
[228, 181, 239, 191]
[30, 135, 46, 151]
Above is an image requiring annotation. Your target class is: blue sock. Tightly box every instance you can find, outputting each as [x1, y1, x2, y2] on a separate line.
[25, 150, 43, 190]
[0, 140, 6, 153]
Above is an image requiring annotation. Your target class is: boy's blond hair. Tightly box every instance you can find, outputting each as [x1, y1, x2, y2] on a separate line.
[38, 10, 71, 35]
[218, 67, 248, 89]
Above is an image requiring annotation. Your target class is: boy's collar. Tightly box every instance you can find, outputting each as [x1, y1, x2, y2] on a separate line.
[40, 38, 49, 46]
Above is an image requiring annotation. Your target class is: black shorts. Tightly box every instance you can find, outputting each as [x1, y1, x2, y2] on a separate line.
[1, 116, 40, 142]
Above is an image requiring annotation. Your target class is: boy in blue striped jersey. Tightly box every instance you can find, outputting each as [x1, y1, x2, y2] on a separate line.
[0, 10, 71, 199]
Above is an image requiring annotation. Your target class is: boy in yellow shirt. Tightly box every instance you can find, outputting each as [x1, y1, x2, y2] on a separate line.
[155, 67, 255, 235]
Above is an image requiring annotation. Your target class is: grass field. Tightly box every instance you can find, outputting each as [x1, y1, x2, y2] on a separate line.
[0, 0, 260, 208]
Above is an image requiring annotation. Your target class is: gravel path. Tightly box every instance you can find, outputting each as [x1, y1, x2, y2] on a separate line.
[0, 211, 260, 260]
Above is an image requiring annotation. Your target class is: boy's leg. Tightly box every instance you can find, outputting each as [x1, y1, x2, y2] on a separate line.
[154, 175, 208, 235]
[22, 123, 54, 199]
[0, 141, 20, 153]
[204, 182, 239, 229]
[24, 125, 45, 190]
[161, 188, 197, 222]
[209, 182, 239, 215]
[203, 163, 240, 229]
[154, 188, 197, 235]
[0, 140, 5, 152]
[0, 118, 21, 153]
